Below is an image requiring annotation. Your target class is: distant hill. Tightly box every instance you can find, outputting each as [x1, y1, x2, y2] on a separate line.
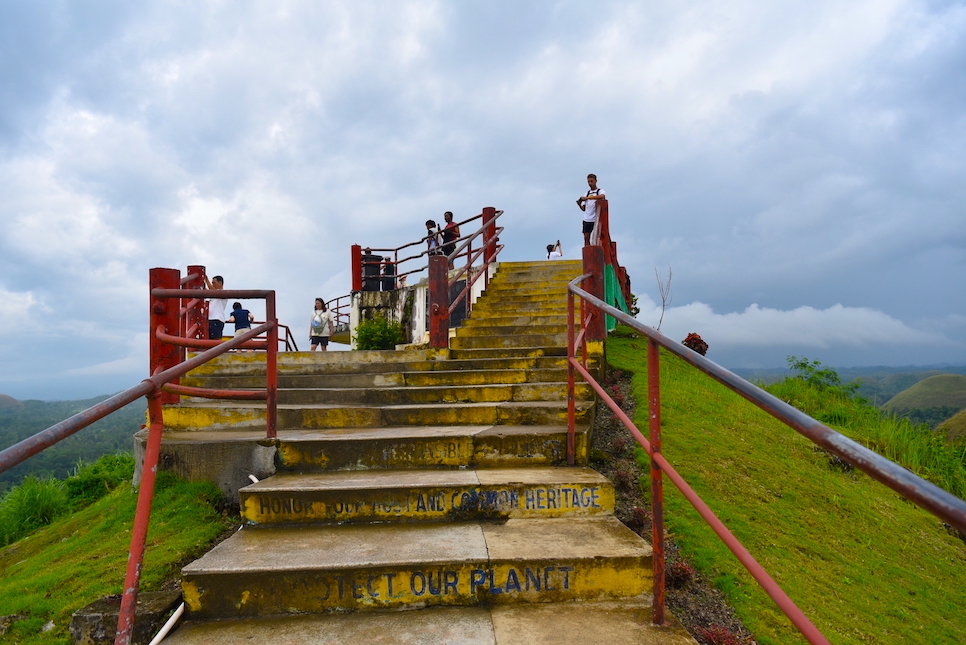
[881, 374, 966, 429]
[883, 374, 966, 411]
[0, 395, 145, 494]
[730, 364, 966, 407]
[0, 394, 22, 410]
[938, 408, 966, 445]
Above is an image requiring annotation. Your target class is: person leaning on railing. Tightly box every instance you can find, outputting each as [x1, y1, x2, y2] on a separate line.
[203, 274, 227, 340]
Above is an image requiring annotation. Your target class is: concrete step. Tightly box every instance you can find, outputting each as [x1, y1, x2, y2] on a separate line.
[450, 333, 567, 350]
[269, 382, 591, 405]
[240, 467, 613, 525]
[184, 353, 571, 379]
[162, 400, 593, 431]
[180, 517, 651, 619]
[161, 600, 697, 645]
[482, 283, 570, 295]
[456, 323, 567, 338]
[471, 302, 570, 315]
[472, 293, 570, 307]
[184, 367, 572, 390]
[447, 346, 568, 360]
[461, 313, 575, 328]
[276, 425, 589, 471]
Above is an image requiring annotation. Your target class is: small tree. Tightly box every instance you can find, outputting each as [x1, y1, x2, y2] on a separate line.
[655, 265, 672, 330]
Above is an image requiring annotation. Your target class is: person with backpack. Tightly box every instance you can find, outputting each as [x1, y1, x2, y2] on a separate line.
[310, 298, 334, 351]
[576, 173, 605, 246]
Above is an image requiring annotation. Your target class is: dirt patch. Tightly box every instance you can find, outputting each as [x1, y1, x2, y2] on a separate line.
[591, 368, 756, 645]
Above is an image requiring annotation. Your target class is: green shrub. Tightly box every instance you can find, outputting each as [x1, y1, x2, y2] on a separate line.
[0, 475, 69, 545]
[64, 453, 135, 509]
[354, 314, 404, 350]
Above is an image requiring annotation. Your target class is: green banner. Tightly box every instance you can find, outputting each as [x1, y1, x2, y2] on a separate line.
[604, 264, 629, 331]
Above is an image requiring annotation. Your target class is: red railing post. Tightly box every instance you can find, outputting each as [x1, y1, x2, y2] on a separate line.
[351, 244, 362, 292]
[114, 391, 165, 645]
[184, 265, 207, 354]
[428, 254, 450, 348]
[648, 338, 666, 625]
[150, 268, 181, 405]
[266, 292, 278, 439]
[567, 290, 576, 466]
[482, 206, 496, 290]
[581, 245, 606, 341]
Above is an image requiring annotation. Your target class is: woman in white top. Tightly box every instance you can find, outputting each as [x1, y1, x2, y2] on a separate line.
[310, 298, 334, 351]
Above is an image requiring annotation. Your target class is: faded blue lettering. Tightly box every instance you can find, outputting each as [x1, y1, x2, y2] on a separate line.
[559, 566, 574, 589]
[505, 568, 521, 593]
[411, 572, 426, 596]
[444, 571, 459, 595]
[525, 567, 541, 591]
[544, 566, 556, 591]
[470, 569, 486, 594]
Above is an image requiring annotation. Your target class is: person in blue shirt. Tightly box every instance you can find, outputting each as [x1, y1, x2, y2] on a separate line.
[227, 302, 254, 336]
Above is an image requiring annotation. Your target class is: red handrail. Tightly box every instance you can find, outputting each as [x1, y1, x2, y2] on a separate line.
[566, 268, 966, 642]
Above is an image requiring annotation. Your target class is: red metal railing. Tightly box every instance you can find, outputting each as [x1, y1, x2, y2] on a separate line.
[566, 249, 966, 643]
[429, 207, 504, 347]
[0, 266, 281, 645]
[346, 207, 504, 349]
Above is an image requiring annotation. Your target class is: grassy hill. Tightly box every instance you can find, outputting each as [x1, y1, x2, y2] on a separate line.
[0, 396, 146, 494]
[730, 365, 966, 407]
[883, 374, 966, 411]
[608, 335, 966, 645]
[939, 409, 966, 444]
[881, 374, 966, 430]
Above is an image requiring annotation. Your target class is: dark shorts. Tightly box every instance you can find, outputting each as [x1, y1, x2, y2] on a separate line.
[311, 336, 329, 347]
[582, 220, 596, 234]
[208, 319, 225, 340]
[442, 243, 456, 256]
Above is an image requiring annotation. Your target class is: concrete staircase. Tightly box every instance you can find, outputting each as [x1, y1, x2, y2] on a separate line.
[159, 260, 696, 644]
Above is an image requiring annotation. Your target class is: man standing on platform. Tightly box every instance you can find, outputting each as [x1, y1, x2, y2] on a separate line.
[576, 173, 605, 246]
[204, 274, 227, 340]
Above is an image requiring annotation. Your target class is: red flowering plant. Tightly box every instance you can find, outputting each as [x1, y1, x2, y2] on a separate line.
[682, 332, 708, 356]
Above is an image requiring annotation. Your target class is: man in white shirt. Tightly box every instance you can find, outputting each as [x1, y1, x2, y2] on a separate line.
[204, 274, 227, 340]
[576, 173, 605, 246]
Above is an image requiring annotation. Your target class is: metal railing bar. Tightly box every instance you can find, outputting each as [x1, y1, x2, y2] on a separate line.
[568, 283, 966, 535]
[0, 322, 271, 477]
[570, 357, 830, 645]
[0, 382, 155, 476]
[156, 328, 268, 350]
[162, 383, 268, 400]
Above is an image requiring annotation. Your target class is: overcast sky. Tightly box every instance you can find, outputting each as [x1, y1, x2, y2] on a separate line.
[1, 0, 964, 400]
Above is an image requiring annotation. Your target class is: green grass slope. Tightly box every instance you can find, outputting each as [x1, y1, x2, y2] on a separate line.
[0, 475, 233, 644]
[607, 337, 966, 645]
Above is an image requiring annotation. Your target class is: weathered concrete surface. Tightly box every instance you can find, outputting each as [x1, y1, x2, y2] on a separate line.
[162, 601, 697, 644]
[181, 518, 651, 618]
[276, 424, 588, 471]
[239, 466, 613, 524]
[69, 591, 180, 645]
[133, 429, 275, 499]
[161, 399, 593, 431]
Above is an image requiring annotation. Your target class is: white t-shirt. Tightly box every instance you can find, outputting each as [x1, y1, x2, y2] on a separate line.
[582, 188, 605, 222]
[208, 298, 228, 322]
[547, 250, 563, 259]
